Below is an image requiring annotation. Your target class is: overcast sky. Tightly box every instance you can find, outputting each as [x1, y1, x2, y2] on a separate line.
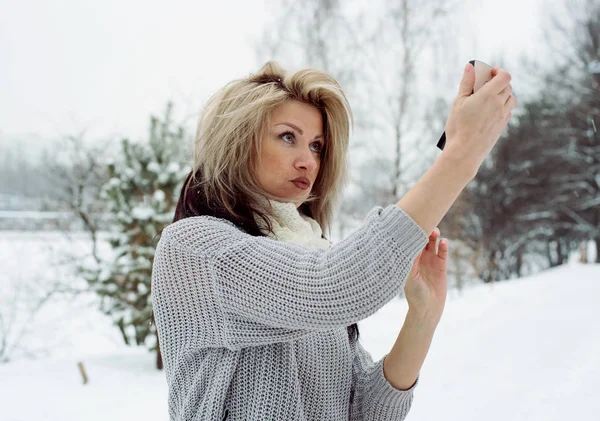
[1, 0, 547, 147]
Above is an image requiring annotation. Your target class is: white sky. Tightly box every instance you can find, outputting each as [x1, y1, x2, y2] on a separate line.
[0, 0, 548, 146]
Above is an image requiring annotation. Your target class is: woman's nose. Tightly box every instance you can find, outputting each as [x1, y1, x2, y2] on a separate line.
[295, 148, 318, 172]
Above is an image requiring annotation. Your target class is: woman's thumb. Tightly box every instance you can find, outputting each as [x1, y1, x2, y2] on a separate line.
[457, 62, 475, 97]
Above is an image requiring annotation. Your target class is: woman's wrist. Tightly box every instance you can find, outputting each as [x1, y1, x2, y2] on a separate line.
[395, 152, 476, 236]
[406, 306, 443, 330]
[438, 145, 480, 182]
[383, 307, 440, 390]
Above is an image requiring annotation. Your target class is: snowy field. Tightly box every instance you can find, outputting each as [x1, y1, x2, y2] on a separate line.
[0, 232, 599, 420]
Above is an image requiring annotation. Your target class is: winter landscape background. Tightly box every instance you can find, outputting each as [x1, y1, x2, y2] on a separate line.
[1, 0, 599, 420]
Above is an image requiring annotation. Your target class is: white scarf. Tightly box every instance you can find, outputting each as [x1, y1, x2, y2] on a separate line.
[259, 201, 331, 249]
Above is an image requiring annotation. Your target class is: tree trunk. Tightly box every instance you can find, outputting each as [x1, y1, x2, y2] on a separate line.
[556, 240, 563, 265]
[579, 242, 588, 264]
[117, 319, 130, 345]
[546, 242, 555, 267]
[596, 237, 600, 263]
[515, 246, 523, 277]
[559, 238, 570, 265]
[156, 336, 163, 370]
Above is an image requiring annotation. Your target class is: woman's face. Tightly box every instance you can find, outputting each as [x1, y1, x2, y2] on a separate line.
[256, 100, 325, 207]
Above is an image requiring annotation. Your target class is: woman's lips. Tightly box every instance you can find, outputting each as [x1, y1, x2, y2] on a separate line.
[291, 179, 310, 190]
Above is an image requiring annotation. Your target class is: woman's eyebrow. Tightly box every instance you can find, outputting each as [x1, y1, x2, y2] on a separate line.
[275, 122, 323, 140]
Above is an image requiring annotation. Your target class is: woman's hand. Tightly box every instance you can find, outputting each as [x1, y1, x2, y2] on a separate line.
[384, 230, 448, 390]
[443, 64, 517, 173]
[404, 228, 448, 323]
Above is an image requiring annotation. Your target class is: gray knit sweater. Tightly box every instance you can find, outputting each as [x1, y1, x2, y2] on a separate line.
[151, 205, 428, 420]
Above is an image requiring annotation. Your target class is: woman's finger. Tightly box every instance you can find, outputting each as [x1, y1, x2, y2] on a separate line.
[425, 228, 440, 251]
[438, 238, 449, 260]
[499, 84, 512, 103]
[504, 94, 517, 114]
[484, 67, 511, 95]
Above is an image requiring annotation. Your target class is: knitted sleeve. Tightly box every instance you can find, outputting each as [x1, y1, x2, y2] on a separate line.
[349, 340, 417, 421]
[155, 205, 428, 349]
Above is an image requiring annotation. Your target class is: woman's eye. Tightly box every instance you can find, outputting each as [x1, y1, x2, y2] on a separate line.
[310, 142, 323, 153]
[281, 132, 294, 143]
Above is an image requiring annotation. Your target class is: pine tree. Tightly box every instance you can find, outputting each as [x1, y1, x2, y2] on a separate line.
[84, 103, 189, 369]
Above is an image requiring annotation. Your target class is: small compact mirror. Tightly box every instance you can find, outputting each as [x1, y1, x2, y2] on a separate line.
[436, 60, 494, 150]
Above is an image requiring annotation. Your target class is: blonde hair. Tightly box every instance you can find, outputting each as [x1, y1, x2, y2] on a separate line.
[186, 61, 352, 236]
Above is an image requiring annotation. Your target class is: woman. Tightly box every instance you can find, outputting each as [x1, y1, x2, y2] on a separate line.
[151, 61, 515, 420]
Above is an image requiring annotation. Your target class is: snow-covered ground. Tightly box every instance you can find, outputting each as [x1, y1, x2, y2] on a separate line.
[362, 263, 600, 421]
[1, 232, 599, 420]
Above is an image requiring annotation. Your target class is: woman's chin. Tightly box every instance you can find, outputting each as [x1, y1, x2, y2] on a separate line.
[262, 186, 310, 205]
[274, 190, 308, 203]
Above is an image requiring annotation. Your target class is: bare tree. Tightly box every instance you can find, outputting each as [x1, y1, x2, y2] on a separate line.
[355, 0, 455, 199]
[0, 274, 67, 363]
[40, 133, 114, 263]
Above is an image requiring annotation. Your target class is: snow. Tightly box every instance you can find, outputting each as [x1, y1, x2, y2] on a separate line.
[131, 206, 156, 221]
[0, 349, 168, 421]
[166, 162, 181, 174]
[360, 264, 600, 420]
[153, 189, 166, 203]
[0, 210, 73, 219]
[123, 168, 137, 179]
[108, 177, 121, 188]
[1, 231, 599, 420]
[137, 283, 149, 294]
[147, 161, 161, 173]
[0, 231, 122, 363]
